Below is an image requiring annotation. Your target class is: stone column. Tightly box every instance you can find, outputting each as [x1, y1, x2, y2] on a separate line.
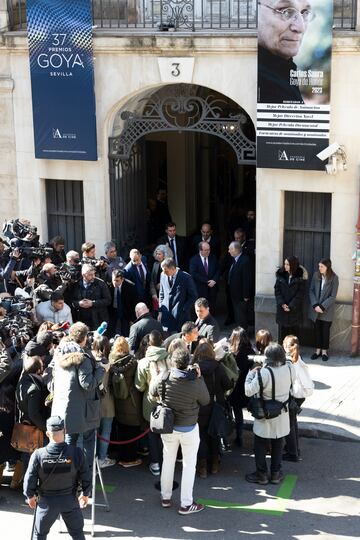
[0, 0, 9, 31]
[356, 0, 360, 31]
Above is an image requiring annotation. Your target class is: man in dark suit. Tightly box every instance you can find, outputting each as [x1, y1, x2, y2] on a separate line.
[227, 241, 252, 329]
[124, 248, 151, 307]
[194, 297, 220, 342]
[163, 321, 199, 354]
[128, 303, 163, 353]
[72, 264, 111, 331]
[158, 222, 188, 270]
[191, 222, 221, 259]
[108, 269, 137, 338]
[189, 241, 220, 313]
[159, 257, 198, 333]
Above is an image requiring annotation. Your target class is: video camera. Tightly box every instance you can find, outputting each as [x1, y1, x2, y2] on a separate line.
[56, 262, 81, 284]
[0, 295, 34, 315]
[82, 255, 108, 269]
[19, 244, 54, 261]
[2, 219, 38, 243]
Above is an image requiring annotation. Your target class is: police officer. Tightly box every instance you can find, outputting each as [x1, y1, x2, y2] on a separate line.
[23, 415, 91, 540]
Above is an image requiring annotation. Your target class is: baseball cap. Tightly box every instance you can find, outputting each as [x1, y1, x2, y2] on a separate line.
[46, 416, 65, 432]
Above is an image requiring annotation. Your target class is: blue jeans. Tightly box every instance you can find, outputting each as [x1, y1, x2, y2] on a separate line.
[65, 429, 96, 473]
[97, 417, 113, 460]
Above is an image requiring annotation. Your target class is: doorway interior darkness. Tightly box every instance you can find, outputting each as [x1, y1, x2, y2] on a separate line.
[109, 83, 256, 257]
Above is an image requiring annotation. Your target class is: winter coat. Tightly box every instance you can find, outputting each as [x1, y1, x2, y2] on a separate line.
[135, 346, 169, 422]
[151, 368, 210, 427]
[228, 342, 256, 409]
[197, 358, 232, 429]
[109, 352, 142, 427]
[94, 356, 115, 419]
[308, 272, 339, 323]
[51, 342, 104, 434]
[72, 277, 111, 330]
[16, 372, 49, 432]
[245, 363, 295, 439]
[274, 267, 305, 327]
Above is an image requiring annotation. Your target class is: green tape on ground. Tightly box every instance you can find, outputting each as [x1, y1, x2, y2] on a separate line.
[96, 483, 116, 494]
[197, 474, 298, 516]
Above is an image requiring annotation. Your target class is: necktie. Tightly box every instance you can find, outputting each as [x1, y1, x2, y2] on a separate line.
[116, 287, 122, 318]
[138, 264, 145, 287]
[168, 276, 173, 289]
[170, 238, 177, 265]
[204, 258, 208, 274]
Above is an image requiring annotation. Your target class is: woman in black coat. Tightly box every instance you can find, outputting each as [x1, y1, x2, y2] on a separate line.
[228, 327, 256, 447]
[192, 341, 232, 479]
[274, 256, 305, 342]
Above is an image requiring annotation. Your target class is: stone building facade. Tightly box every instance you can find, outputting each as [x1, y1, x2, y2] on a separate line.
[0, 0, 359, 351]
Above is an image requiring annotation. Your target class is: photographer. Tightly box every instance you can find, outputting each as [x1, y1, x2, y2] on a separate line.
[0, 247, 21, 293]
[35, 291, 73, 326]
[81, 242, 107, 281]
[72, 264, 111, 331]
[48, 235, 66, 266]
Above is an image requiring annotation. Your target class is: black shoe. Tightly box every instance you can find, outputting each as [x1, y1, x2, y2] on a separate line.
[322, 354, 329, 362]
[310, 352, 321, 360]
[270, 471, 284, 484]
[282, 453, 302, 462]
[245, 471, 269, 485]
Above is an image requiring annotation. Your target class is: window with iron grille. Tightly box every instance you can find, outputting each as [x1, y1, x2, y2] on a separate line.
[46, 179, 85, 252]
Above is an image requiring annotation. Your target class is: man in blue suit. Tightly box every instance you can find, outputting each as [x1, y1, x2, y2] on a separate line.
[159, 257, 198, 332]
[189, 241, 220, 313]
[124, 248, 151, 307]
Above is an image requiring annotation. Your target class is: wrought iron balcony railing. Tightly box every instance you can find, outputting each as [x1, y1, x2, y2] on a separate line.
[6, 0, 358, 32]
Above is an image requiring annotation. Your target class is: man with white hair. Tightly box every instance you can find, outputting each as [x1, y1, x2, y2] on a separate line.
[128, 302, 163, 353]
[258, 0, 315, 103]
[72, 264, 111, 330]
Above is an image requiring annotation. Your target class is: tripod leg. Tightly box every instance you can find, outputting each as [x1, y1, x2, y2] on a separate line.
[91, 433, 97, 537]
[96, 457, 110, 512]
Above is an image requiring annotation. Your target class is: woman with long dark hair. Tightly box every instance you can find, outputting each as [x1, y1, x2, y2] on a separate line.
[192, 341, 232, 478]
[227, 327, 256, 447]
[274, 256, 305, 342]
[309, 258, 339, 361]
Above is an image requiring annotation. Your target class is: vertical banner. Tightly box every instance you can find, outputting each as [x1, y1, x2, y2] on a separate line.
[257, 1, 333, 170]
[27, 0, 97, 160]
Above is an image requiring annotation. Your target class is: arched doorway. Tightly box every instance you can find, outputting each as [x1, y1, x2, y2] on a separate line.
[108, 83, 256, 257]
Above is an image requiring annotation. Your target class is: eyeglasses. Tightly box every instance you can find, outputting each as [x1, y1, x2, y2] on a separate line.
[258, 2, 315, 23]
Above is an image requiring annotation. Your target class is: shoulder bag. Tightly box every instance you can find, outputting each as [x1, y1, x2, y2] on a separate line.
[11, 375, 44, 453]
[150, 374, 174, 434]
[247, 370, 265, 419]
[207, 373, 234, 438]
[262, 367, 288, 419]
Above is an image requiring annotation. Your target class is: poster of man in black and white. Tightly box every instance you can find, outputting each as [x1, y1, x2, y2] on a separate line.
[256, 0, 333, 170]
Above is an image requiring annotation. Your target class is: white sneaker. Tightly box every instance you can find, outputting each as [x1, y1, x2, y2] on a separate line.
[149, 462, 161, 476]
[98, 457, 116, 469]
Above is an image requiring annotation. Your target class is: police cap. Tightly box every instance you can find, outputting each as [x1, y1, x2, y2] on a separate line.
[46, 416, 65, 432]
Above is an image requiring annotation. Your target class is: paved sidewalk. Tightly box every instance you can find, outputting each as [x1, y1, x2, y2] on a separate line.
[244, 348, 360, 442]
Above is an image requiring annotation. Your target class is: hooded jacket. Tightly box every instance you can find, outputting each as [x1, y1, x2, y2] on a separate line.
[135, 346, 169, 422]
[51, 341, 104, 434]
[274, 266, 305, 327]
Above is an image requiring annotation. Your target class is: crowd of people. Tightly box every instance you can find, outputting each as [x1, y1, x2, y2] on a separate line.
[0, 214, 338, 534]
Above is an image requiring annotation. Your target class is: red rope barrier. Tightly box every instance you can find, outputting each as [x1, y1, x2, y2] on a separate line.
[97, 428, 150, 445]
